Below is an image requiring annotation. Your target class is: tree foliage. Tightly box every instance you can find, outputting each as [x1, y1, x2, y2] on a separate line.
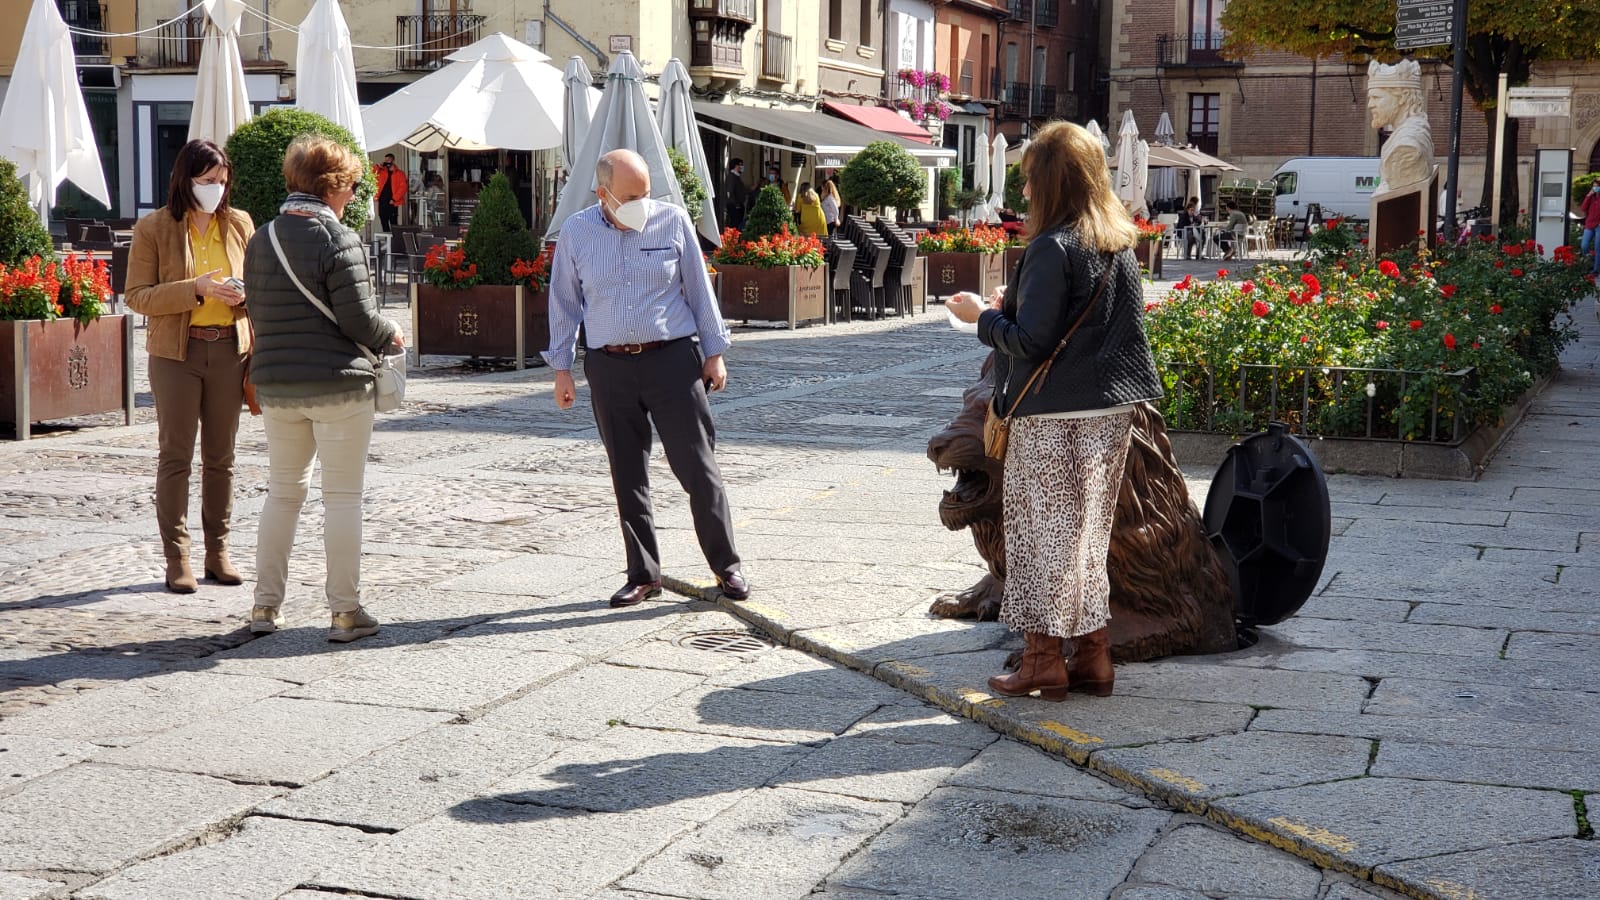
[463, 172, 539, 285]
[1004, 163, 1029, 214]
[741, 184, 794, 239]
[667, 148, 709, 224]
[936, 166, 961, 216]
[0, 157, 54, 266]
[839, 140, 925, 212]
[225, 109, 376, 231]
[1219, 0, 1600, 224]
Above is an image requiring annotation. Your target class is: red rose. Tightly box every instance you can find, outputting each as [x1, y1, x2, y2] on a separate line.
[1489, 304, 1503, 314]
[1300, 273, 1321, 296]
[1408, 320, 1423, 330]
[1375, 320, 1389, 330]
[1378, 260, 1400, 278]
[1443, 333, 1457, 350]
[1217, 269, 1230, 278]
[1511, 268, 1523, 277]
[1251, 300, 1270, 318]
[1300, 335, 1310, 343]
[1240, 281, 1255, 294]
[1440, 284, 1457, 298]
[1471, 341, 1481, 349]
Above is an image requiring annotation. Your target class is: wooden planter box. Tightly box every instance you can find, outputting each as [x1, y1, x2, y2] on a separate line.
[0, 315, 134, 441]
[412, 283, 548, 369]
[923, 251, 1006, 300]
[715, 264, 827, 329]
[906, 256, 927, 314]
[1133, 240, 1164, 278]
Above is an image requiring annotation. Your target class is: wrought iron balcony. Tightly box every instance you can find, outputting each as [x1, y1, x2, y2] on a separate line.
[59, 1, 109, 57]
[759, 30, 792, 82]
[1156, 32, 1240, 67]
[689, 0, 754, 76]
[1035, 0, 1059, 28]
[1007, 0, 1033, 21]
[1031, 84, 1057, 118]
[395, 14, 486, 71]
[994, 79, 1030, 119]
[689, 0, 755, 24]
[149, 14, 203, 68]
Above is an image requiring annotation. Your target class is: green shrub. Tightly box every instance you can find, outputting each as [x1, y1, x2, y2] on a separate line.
[1004, 163, 1028, 214]
[225, 109, 375, 231]
[462, 172, 539, 285]
[839, 140, 925, 213]
[1572, 171, 1600, 205]
[936, 166, 960, 216]
[668, 148, 707, 223]
[742, 184, 794, 239]
[0, 157, 54, 266]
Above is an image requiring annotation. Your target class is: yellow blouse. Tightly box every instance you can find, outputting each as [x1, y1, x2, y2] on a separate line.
[188, 216, 234, 327]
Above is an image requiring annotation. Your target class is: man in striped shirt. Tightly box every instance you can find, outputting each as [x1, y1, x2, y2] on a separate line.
[543, 149, 749, 609]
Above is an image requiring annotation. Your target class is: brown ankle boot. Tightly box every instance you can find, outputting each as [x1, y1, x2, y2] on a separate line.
[165, 558, 198, 594]
[204, 550, 242, 586]
[988, 631, 1069, 700]
[1067, 627, 1115, 697]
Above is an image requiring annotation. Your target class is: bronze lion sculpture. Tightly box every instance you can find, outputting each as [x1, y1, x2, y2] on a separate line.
[927, 355, 1238, 662]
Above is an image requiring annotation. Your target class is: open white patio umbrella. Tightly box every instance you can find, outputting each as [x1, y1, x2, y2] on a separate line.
[0, 0, 109, 225]
[362, 33, 566, 153]
[987, 131, 1007, 220]
[657, 58, 719, 245]
[561, 57, 600, 171]
[1112, 110, 1148, 218]
[970, 129, 991, 225]
[189, 0, 252, 143]
[545, 51, 682, 239]
[295, 0, 364, 148]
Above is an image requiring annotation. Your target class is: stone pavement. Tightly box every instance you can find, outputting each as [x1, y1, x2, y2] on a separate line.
[0, 271, 1594, 897]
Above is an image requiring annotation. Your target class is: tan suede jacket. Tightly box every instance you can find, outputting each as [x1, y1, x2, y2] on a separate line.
[124, 208, 255, 361]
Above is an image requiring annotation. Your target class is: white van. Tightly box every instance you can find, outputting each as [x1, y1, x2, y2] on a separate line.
[1272, 157, 1382, 220]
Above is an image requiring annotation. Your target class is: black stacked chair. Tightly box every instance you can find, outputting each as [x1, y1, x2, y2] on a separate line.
[871, 219, 920, 316]
[840, 216, 891, 320]
[823, 236, 859, 324]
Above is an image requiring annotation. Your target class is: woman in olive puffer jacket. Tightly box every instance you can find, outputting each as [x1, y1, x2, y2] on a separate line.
[241, 135, 402, 644]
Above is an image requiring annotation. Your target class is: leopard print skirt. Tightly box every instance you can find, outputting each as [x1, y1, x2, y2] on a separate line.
[999, 411, 1134, 639]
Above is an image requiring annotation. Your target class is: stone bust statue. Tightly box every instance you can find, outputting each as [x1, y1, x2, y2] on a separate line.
[1368, 59, 1435, 196]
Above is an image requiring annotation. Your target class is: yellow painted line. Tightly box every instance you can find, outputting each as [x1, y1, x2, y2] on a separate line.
[959, 688, 1004, 706]
[808, 489, 836, 501]
[882, 662, 932, 679]
[1147, 768, 1207, 793]
[1268, 816, 1357, 853]
[740, 600, 781, 618]
[1038, 721, 1104, 745]
[1422, 878, 1477, 900]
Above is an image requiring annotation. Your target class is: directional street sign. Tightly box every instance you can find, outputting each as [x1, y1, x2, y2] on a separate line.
[1395, 0, 1454, 49]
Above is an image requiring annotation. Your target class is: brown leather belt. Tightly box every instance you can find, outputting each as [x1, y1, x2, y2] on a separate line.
[189, 325, 236, 342]
[599, 340, 669, 355]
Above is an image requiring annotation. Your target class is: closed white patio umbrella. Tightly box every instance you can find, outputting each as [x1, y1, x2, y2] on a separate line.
[657, 58, 719, 245]
[1085, 119, 1111, 157]
[970, 129, 991, 225]
[0, 0, 109, 225]
[561, 56, 600, 171]
[189, 0, 253, 143]
[1113, 110, 1148, 219]
[987, 131, 1008, 220]
[295, 0, 364, 149]
[1149, 112, 1179, 204]
[361, 33, 566, 153]
[545, 51, 681, 239]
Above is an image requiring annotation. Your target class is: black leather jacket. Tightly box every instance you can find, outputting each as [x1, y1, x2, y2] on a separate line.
[977, 225, 1163, 418]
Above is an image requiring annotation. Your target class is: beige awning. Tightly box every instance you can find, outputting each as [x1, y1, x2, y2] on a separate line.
[1146, 144, 1240, 171]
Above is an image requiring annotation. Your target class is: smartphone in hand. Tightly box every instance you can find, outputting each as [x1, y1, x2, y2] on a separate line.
[223, 277, 245, 292]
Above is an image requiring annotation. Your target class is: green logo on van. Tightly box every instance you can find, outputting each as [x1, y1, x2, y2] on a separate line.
[1354, 175, 1379, 192]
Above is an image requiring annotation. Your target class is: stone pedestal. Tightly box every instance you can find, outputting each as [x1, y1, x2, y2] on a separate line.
[1369, 170, 1439, 257]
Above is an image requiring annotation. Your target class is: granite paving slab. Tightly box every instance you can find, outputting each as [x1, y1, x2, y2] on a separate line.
[0, 672, 290, 746]
[946, 739, 1154, 807]
[0, 873, 67, 900]
[1373, 838, 1600, 900]
[1370, 740, 1600, 792]
[621, 684, 884, 745]
[766, 733, 982, 803]
[472, 662, 704, 740]
[1092, 731, 1374, 804]
[1130, 822, 1325, 899]
[0, 733, 101, 791]
[0, 764, 276, 874]
[282, 644, 583, 714]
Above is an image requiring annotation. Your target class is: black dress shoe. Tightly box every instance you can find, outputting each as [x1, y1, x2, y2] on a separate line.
[609, 580, 662, 608]
[717, 571, 750, 601]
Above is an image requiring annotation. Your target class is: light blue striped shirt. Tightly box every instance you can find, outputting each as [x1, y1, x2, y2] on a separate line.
[541, 200, 731, 371]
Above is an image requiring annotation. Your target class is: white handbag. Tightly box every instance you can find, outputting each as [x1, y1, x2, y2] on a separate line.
[267, 220, 406, 412]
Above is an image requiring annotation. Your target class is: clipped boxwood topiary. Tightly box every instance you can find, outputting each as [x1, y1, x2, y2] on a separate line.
[1005, 162, 1028, 215]
[0, 157, 55, 266]
[839, 140, 924, 214]
[668, 147, 708, 223]
[742, 183, 794, 239]
[462, 172, 539, 286]
[225, 108, 375, 231]
[936, 166, 960, 217]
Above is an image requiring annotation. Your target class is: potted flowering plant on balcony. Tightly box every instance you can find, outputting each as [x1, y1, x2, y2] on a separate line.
[0, 253, 131, 440]
[1132, 216, 1167, 278]
[411, 173, 548, 368]
[916, 223, 1009, 300]
[711, 226, 827, 328]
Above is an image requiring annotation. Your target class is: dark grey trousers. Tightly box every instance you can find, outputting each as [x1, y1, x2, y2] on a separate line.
[583, 338, 741, 584]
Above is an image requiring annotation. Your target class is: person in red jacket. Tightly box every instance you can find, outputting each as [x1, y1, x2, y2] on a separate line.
[372, 153, 408, 232]
[1580, 181, 1600, 259]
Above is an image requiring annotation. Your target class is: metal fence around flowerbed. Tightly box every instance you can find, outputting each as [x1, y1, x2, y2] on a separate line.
[1158, 362, 1479, 444]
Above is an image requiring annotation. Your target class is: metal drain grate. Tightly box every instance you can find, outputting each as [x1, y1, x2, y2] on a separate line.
[673, 631, 776, 654]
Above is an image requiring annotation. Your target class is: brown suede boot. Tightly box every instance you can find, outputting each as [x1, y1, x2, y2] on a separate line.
[988, 631, 1069, 700]
[1067, 627, 1115, 697]
[204, 550, 243, 586]
[165, 557, 198, 594]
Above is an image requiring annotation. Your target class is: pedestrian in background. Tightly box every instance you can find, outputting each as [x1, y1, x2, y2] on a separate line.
[764, 163, 792, 205]
[819, 179, 842, 229]
[372, 152, 407, 233]
[1580, 181, 1600, 256]
[125, 138, 254, 594]
[722, 157, 749, 231]
[945, 121, 1163, 701]
[244, 136, 403, 643]
[795, 183, 828, 237]
[1221, 199, 1248, 260]
[1176, 199, 1204, 259]
[544, 149, 749, 609]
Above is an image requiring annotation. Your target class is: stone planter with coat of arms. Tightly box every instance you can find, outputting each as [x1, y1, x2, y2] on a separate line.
[922, 251, 1005, 301]
[0, 315, 135, 440]
[412, 284, 549, 368]
[715, 264, 827, 329]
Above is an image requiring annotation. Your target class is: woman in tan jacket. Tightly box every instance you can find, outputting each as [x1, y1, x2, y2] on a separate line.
[125, 139, 255, 594]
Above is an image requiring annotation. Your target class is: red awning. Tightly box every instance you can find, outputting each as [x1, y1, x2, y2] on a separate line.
[821, 102, 933, 144]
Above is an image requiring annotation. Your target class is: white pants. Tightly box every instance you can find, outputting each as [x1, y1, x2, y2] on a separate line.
[253, 396, 375, 613]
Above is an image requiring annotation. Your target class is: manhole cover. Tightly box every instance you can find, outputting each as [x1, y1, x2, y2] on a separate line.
[672, 631, 776, 654]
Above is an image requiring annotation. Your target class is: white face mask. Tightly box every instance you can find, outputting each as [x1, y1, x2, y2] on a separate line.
[604, 192, 650, 231]
[192, 182, 225, 214]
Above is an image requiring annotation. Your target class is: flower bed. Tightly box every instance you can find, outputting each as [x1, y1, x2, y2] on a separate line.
[1143, 233, 1590, 473]
[711, 227, 827, 328]
[918, 225, 1009, 299]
